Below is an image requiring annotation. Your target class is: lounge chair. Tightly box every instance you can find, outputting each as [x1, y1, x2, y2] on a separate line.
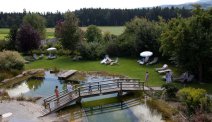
[33, 54, 39, 60]
[100, 55, 113, 64]
[173, 72, 187, 81]
[158, 69, 172, 74]
[110, 58, 119, 65]
[155, 64, 168, 71]
[48, 54, 57, 59]
[39, 54, 44, 59]
[137, 60, 145, 65]
[147, 57, 158, 65]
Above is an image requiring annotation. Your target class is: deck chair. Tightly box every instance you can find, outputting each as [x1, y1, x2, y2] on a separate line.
[173, 72, 187, 81]
[33, 54, 39, 60]
[158, 69, 172, 74]
[39, 54, 44, 59]
[110, 58, 119, 65]
[155, 64, 168, 71]
[137, 60, 145, 65]
[147, 57, 158, 65]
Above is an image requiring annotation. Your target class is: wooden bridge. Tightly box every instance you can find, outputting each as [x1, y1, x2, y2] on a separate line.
[42, 78, 160, 116]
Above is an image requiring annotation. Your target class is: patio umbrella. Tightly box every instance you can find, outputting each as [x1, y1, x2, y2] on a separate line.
[140, 51, 153, 57]
[140, 51, 153, 63]
[47, 47, 57, 51]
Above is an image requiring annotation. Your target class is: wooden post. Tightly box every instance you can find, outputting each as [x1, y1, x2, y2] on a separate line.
[98, 82, 100, 90]
[100, 85, 102, 94]
[44, 100, 47, 109]
[78, 87, 81, 97]
[48, 103, 51, 112]
[143, 82, 144, 91]
[120, 82, 122, 91]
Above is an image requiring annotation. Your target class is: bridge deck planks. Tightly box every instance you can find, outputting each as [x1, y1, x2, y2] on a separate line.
[58, 70, 77, 80]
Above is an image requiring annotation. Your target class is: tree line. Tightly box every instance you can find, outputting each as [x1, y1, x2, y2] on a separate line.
[0, 7, 192, 28]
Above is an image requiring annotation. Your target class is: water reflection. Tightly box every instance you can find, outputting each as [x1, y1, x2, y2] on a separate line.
[7, 82, 30, 97]
[58, 96, 163, 122]
[25, 79, 43, 91]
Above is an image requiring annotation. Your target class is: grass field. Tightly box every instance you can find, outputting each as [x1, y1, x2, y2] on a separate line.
[25, 56, 212, 93]
[25, 57, 164, 86]
[0, 26, 125, 40]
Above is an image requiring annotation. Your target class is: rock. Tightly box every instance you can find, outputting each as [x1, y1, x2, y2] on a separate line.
[2, 79, 10, 83]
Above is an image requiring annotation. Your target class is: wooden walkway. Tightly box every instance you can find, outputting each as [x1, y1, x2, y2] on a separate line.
[42, 78, 162, 116]
[58, 70, 77, 80]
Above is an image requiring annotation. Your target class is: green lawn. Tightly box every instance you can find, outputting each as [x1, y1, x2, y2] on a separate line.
[0, 26, 125, 40]
[25, 57, 164, 86]
[25, 56, 212, 94]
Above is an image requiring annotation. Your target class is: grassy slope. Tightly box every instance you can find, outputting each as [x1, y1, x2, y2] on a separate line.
[25, 57, 164, 86]
[0, 26, 125, 40]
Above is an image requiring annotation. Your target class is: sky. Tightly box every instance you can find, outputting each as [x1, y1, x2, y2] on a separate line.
[1, 0, 199, 13]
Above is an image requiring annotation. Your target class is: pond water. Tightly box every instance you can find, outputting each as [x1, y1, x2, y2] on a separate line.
[6, 71, 164, 122]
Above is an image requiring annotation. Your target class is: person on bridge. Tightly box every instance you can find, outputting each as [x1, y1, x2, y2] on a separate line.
[67, 83, 73, 98]
[89, 83, 92, 92]
[55, 86, 59, 104]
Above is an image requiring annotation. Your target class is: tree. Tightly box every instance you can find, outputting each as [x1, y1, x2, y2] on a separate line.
[160, 7, 212, 82]
[85, 25, 102, 42]
[120, 17, 161, 57]
[23, 13, 46, 39]
[56, 12, 82, 50]
[16, 24, 41, 53]
[6, 26, 18, 50]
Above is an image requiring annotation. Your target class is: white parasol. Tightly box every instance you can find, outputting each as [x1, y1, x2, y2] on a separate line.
[47, 47, 57, 51]
[140, 51, 153, 57]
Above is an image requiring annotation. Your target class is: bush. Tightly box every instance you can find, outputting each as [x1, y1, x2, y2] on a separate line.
[177, 87, 211, 114]
[0, 40, 7, 51]
[78, 41, 105, 60]
[56, 49, 71, 56]
[0, 50, 25, 70]
[161, 83, 179, 99]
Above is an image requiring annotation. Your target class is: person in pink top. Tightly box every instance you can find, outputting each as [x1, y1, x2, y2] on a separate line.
[55, 86, 59, 103]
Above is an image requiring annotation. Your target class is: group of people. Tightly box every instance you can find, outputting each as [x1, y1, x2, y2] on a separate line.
[144, 70, 173, 85]
[54, 82, 93, 104]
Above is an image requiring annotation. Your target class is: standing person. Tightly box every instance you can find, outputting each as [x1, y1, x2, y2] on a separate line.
[67, 83, 73, 98]
[145, 72, 149, 86]
[88, 83, 92, 92]
[166, 71, 172, 83]
[55, 86, 59, 104]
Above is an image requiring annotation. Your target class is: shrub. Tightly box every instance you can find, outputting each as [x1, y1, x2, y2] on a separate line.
[78, 41, 105, 60]
[0, 50, 25, 70]
[56, 49, 71, 56]
[177, 87, 210, 114]
[161, 83, 179, 99]
[0, 40, 7, 51]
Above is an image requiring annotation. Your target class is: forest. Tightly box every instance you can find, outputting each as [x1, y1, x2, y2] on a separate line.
[0, 7, 192, 27]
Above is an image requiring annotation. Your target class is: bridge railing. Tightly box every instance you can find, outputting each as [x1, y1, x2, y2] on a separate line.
[43, 78, 144, 111]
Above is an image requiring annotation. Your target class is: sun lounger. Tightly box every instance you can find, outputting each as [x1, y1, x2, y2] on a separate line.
[158, 69, 172, 74]
[137, 60, 145, 65]
[101, 55, 113, 64]
[155, 64, 168, 71]
[33, 54, 39, 60]
[147, 57, 158, 65]
[110, 58, 119, 65]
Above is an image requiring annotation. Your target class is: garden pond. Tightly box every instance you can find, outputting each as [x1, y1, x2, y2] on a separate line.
[6, 71, 164, 122]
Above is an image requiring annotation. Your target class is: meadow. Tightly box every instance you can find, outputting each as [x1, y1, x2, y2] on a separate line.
[25, 56, 164, 86]
[25, 56, 212, 93]
[0, 26, 125, 40]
